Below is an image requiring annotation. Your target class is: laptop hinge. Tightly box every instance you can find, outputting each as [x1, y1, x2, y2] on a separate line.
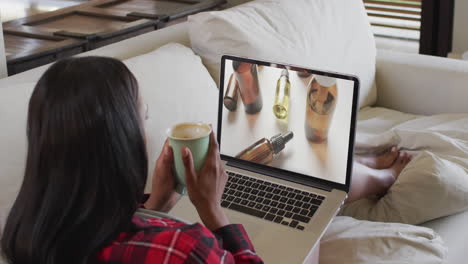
[226, 161, 333, 192]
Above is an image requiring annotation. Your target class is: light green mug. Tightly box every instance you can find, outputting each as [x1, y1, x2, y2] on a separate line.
[167, 122, 211, 195]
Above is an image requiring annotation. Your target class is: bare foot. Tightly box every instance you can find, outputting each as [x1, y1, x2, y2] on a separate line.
[374, 152, 412, 196]
[388, 152, 412, 179]
[355, 146, 399, 169]
[347, 153, 413, 203]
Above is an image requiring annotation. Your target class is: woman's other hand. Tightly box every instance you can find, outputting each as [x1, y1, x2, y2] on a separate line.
[182, 131, 229, 231]
[144, 140, 180, 212]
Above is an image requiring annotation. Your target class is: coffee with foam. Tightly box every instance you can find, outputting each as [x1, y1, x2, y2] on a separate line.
[169, 123, 211, 140]
[167, 122, 212, 194]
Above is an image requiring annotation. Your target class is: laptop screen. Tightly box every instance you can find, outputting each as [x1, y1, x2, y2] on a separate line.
[219, 56, 358, 186]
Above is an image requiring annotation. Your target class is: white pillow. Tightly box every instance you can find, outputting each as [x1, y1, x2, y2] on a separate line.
[188, 0, 377, 108]
[341, 151, 468, 225]
[321, 216, 447, 264]
[123, 43, 218, 191]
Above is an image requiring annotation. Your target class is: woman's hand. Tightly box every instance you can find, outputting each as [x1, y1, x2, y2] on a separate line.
[182, 131, 229, 231]
[144, 140, 180, 213]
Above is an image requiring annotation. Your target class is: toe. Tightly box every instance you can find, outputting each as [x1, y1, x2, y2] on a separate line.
[399, 153, 405, 163]
[404, 153, 412, 162]
[384, 146, 400, 166]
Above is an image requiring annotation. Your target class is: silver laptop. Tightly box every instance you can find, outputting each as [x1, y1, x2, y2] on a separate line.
[217, 55, 359, 263]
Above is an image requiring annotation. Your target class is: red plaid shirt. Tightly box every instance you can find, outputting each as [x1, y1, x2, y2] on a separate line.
[97, 215, 264, 263]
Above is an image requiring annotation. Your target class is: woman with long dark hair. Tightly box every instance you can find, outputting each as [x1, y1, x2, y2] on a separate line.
[0, 57, 263, 264]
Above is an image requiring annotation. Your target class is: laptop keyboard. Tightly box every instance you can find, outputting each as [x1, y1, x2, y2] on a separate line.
[221, 171, 325, 231]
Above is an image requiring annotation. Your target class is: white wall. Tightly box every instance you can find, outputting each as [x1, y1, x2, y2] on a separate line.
[453, 0, 468, 54]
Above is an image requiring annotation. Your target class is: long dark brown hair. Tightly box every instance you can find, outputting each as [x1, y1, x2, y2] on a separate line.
[1, 57, 148, 264]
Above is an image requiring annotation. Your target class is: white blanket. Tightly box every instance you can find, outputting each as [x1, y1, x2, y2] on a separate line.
[343, 107, 468, 224]
[318, 106, 468, 263]
[355, 107, 468, 156]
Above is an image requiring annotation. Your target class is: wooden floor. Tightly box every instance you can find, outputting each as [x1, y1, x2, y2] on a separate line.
[0, 0, 88, 22]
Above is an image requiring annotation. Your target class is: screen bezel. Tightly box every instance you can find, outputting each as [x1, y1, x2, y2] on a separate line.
[218, 55, 359, 193]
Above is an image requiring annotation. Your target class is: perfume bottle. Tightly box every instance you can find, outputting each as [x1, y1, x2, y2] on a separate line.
[304, 76, 338, 143]
[297, 70, 312, 78]
[224, 73, 239, 111]
[273, 69, 291, 119]
[235, 131, 294, 164]
[233, 61, 263, 114]
[288, 66, 311, 78]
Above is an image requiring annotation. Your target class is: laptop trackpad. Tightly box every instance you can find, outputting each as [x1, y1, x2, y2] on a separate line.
[225, 210, 267, 238]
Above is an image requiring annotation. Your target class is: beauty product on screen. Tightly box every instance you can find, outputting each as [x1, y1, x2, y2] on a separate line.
[297, 70, 312, 78]
[304, 76, 338, 143]
[235, 131, 294, 164]
[233, 61, 263, 114]
[273, 69, 291, 119]
[224, 73, 239, 111]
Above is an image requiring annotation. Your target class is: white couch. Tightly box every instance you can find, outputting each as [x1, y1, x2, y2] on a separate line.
[1, 8, 468, 264]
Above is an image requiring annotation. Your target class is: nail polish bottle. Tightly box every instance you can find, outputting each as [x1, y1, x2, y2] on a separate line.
[224, 73, 239, 111]
[235, 131, 294, 164]
[273, 69, 291, 119]
[304, 76, 338, 143]
[233, 61, 263, 114]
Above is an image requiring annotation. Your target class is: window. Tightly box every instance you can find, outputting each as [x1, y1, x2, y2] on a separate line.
[364, 0, 455, 57]
[365, 0, 421, 41]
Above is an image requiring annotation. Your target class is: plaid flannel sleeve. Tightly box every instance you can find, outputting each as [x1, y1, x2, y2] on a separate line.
[176, 223, 263, 264]
[137, 194, 263, 263]
[212, 224, 263, 264]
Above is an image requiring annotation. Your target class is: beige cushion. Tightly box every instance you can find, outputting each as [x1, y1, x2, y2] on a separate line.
[0, 83, 35, 230]
[321, 216, 447, 264]
[422, 210, 468, 264]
